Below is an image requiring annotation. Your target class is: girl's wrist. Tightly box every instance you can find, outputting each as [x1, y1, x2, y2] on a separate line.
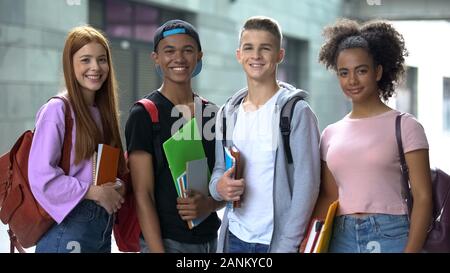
[85, 185, 99, 201]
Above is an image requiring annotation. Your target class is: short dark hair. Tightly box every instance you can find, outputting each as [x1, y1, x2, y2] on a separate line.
[239, 16, 282, 48]
[318, 18, 408, 101]
[153, 19, 202, 52]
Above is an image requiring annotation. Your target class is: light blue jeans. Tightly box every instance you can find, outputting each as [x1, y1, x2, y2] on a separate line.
[35, 200, 113, 253]
[328, 214, 409, 253]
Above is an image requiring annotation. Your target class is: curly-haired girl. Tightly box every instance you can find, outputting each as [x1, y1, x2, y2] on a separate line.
[308, 19, 432, 253]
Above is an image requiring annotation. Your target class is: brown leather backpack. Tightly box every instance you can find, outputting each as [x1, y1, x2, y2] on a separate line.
[0, 96, 73, 253]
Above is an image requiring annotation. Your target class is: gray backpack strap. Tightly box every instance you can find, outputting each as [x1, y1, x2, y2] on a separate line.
[280, 95, 304, 164]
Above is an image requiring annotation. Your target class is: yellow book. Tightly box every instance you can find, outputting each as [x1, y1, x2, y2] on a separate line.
[314, 200, 339, 253]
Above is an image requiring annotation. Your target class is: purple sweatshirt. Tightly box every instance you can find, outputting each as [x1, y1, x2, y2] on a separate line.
[29, 98, 102, 224]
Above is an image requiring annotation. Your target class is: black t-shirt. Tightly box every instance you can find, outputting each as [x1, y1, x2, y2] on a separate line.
[125, 90, 220, 244]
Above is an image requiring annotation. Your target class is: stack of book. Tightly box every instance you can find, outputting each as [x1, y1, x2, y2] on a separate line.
[302, 200, 339, 253]
[175, 158, 209, 229]
[163, 118, 209, 229]
[303, 219, 324, 253]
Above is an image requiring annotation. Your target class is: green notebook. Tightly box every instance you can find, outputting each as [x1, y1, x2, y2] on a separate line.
[162, 118, 207, 196]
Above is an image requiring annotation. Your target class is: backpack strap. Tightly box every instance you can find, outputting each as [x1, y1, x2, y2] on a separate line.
[12, 97, 72, 174]
[8, 229, 25, 253]
[135, 99, 163, 176]
[50, 96, 73, 174]
[280, 96, 304, 164]
[395, 113, 413, 217]
[221, 109, 227, 149]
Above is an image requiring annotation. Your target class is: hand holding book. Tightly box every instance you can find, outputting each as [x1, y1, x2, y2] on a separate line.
[176, 158, 209, 229]
[94, 144, 120, 186]
[300, 201, 339, 253]
[216, 165, 244, 207]
[176, 189, 209, 229]
[224, 146, 243, 208]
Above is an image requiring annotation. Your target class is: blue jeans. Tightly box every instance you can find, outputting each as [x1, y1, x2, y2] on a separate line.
[139, 236, 217, 253]
[35, 200, 113, 253]
[226, 230, 269, 253]
[328, 214, 409, 253]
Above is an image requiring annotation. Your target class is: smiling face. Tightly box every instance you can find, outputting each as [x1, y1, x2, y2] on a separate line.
[336, 47, 382, 104]
[73, 42, 109, 96]
[152, 34, 202, 85]
[237, 30, 284, 83]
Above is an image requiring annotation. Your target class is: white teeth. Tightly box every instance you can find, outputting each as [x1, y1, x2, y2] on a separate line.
[86, 75, 100, 80]
[172, 67, 186, 71]
[250, 64, 263, 67]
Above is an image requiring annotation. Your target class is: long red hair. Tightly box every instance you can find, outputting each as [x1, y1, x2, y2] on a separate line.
[62, 25, 126, 173]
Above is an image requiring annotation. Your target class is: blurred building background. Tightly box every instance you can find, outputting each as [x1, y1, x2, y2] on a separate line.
[1, 0, 449, 252]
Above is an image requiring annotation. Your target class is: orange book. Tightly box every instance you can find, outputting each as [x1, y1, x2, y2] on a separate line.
[95, 144, 120, 186]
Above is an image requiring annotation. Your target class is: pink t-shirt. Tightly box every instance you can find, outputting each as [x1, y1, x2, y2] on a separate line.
[320, 110, 428, 215]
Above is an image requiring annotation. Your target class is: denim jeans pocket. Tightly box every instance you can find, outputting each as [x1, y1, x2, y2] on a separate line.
[66, 200, 96, 223]
[374, 215, 409, 239]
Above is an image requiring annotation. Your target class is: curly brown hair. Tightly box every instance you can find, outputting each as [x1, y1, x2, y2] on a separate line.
[318, 18, 408, 101]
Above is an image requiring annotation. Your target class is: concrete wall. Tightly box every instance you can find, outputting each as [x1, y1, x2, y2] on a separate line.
[143, 0, 347, 130]
[0, 0, 88, 154]
[0, 0, 347, 155]
[344, 0, 450, 20]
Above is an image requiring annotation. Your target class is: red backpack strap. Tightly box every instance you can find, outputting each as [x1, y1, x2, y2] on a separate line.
[50, 96, 73, 174]
[137, 99, 159, 123]
[8, 229, 25, 253]
[135, 99, 164, 176]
